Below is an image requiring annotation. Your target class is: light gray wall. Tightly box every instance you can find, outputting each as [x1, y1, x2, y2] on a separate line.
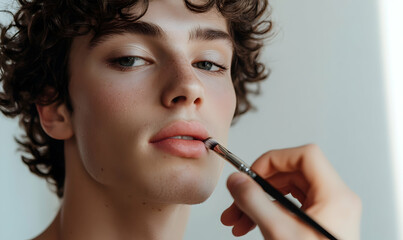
[0, 0, 397, 239]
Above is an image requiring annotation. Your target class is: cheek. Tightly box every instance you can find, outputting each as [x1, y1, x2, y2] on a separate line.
[221, 87, 236, 118]
[70, 61, 156, 129]
[71, 80, 147, 131]
[70, 55, 155, 122]
[211, 79, 236, 120]
[68, 71, 153, 182]
[205, 78, 236, 142]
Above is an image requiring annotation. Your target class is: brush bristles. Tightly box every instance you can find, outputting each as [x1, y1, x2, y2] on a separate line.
[203, 137, 218, 150]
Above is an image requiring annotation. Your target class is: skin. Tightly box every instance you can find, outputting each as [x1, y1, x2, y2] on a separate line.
[33, 0, 362, 239]
[36, 0, 235, 239]
[222, 145, 362, 239]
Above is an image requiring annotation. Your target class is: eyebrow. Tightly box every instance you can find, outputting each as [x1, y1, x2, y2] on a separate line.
[189, 26, 232, 45]
[90, 21, 165, 48]
[89, 21, 233, 49]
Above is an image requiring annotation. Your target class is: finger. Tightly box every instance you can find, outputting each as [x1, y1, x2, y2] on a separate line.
[221, 202, 242, 226]
[267, 172, 310, 194]
[251, 144, 346, 199]
[276, 186, 307, 208]
[222, 181, 307, 225]
[267, 172, 310, 207]
[227, 172, 304, 239]
[221, 202, 257, 236]
[232, 212, 256, 237]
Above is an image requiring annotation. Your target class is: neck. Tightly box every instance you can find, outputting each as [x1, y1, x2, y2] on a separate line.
[38, 139, 191, 240]
[59, 179, 191, 240]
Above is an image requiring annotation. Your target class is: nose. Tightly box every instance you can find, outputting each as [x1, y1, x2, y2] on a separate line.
[161, 60, 204, 109]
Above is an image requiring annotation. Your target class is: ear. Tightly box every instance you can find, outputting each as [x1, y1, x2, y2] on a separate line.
[36, 102, 74, 140]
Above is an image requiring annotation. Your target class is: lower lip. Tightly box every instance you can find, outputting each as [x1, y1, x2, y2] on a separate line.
[151, 139, 206, 158]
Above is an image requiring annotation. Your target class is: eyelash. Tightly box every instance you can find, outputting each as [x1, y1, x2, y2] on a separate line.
[107, 56, 228, 75]
[107, 56, 150, 72]
[192, 61, 228, 75]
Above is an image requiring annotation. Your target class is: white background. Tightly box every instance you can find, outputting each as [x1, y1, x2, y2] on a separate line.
[0, 0, 400, 239]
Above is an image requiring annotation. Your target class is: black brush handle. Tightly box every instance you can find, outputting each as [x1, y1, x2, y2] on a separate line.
[252, 173, 338, 240]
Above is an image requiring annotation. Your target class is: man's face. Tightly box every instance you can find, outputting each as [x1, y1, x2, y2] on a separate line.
[68, 0, 236, 204]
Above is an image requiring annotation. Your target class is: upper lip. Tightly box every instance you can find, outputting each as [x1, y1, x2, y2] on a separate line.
[150, 121, 209, 143]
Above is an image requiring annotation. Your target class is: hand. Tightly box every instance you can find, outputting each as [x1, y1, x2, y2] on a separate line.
[221, 144, 361, 239]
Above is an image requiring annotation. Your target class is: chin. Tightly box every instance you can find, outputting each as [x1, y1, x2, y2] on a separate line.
[180, 183, 216, 205]
[152, 165, 221, 205]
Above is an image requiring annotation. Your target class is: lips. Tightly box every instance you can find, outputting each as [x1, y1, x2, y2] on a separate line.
[150, 121, 209, 158]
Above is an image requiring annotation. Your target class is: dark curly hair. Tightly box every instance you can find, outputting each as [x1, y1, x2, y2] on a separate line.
[0, 0, 272, 198]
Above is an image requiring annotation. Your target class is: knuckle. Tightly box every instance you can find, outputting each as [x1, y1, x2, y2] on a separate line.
[302, 143, 324, 160]
[264, 149, 276, 156]
[303, 143, 321, 154]
[333, 189, 362, 218]
[251, 150, 275, 170]
[256, 150, 274, 164]
[346, 191, 362, 213]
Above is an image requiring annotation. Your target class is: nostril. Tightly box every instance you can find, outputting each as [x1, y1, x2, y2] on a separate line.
[193, 98, 202, 105]
[170, 96, 202, 105]
[172, 96, 186, 103]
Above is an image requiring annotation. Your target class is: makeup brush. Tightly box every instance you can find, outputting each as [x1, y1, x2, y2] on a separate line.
[203, 137, 338, 240]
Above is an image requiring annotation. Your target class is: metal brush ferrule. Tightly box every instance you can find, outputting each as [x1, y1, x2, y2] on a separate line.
[213, 144, 257, 178]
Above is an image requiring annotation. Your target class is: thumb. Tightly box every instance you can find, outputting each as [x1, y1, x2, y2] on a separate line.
[227, 172, 300, 239]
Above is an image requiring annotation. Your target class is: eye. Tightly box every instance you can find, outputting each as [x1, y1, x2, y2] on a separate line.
[116, 56, 148, 67]
[107, 56, 150, 71]
[192, 61, 226, 72]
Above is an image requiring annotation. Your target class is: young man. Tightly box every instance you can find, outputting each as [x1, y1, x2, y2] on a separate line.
[0, 0, 361, 239]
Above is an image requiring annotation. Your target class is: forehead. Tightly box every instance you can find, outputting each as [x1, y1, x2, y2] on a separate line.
[142, 0, 228, 32]
[70, 0, 233, 62]
[87, 0, 230, 47]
